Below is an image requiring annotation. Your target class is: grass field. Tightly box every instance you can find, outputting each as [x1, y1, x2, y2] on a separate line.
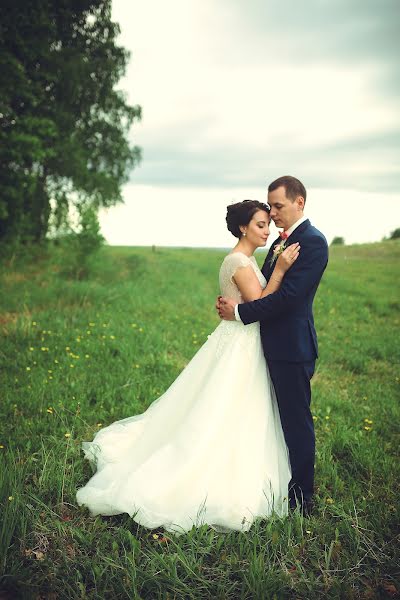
[0, 241, 399, 599]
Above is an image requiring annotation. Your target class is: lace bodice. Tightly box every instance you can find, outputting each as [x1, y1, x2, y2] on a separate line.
[219, 252, 267, 303]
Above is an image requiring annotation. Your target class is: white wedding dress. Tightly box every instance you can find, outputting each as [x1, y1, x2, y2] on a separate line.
[76, 252, 291, 534]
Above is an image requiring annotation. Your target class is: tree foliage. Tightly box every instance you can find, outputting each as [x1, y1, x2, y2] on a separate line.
[389, 228, 400, 240]
[0, 0, 141, 245]
[331, 236, 345, 246]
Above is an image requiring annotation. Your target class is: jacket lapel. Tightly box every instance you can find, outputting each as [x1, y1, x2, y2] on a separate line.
[262, 236, 281, 278]
[262, 220, 311, 278]
[285, 219, 310, 243]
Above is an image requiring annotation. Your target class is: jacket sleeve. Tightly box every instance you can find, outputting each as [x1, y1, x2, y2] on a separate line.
[238, 235, 328, 324]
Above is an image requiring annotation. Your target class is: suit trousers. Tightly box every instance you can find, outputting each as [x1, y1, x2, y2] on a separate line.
[267, 359, 316, 506]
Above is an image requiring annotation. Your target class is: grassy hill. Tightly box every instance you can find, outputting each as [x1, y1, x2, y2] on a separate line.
[1, 241, 399, 599]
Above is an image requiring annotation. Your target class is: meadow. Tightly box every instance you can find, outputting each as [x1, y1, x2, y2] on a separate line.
[0, 241, 399, 599]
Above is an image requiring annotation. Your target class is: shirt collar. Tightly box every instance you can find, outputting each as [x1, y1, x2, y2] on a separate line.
[284, 215, 308, 237]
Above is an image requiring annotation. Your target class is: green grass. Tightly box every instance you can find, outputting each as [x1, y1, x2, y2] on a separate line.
[0, 241, 399, 599]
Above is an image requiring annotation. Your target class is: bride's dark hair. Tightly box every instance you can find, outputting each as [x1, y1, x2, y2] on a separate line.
[226, 199, 270, 239]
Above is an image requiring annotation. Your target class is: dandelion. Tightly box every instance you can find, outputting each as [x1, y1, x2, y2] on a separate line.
[54, 359, 59, 364]
[312, 415, 318, 421]
[325, 416, 330, 420]
[101, 335, 106, 339]
[86, 330, 91, 335]
[29, 347, 34, 352]
[26, 367, 31, 371]
[131, 323, 137, 328]
[89, 323, 95, 327]
[96, 423, 102, 427]
[152, 534, 159, 539]
[326, 498, 334, 504]
[139, 328, 143, 332]
[306, 530, 312, 534]
[8, 496, 13, 501]
[46, 408, 53, 414]
[32, 321, 37, 326]
[70, 364, 75, 368]
[85, 354, 90, 359]
[66, 346, 70, 351]
[49, 376, 53, 380]
[76, 337, 81, 343]
[64, 433, 71, 438]
[364, 426, 372, 431]
[48, 370, 52, 374]
[110, 335, 116, 340]
[364, 418, 373, 424]
[0, 445, 4, 449]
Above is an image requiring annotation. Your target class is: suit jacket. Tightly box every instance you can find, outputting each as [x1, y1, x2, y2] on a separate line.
[238, 219, 328, 362]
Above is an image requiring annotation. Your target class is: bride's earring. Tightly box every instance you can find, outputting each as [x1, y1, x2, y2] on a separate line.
[243, 231, 246, 237]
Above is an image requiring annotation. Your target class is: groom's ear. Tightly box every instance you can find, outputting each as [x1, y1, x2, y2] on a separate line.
[296, 196, 305, 210]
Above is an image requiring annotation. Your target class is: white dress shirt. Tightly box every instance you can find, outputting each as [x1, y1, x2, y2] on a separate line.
[233, 215, 308, 322]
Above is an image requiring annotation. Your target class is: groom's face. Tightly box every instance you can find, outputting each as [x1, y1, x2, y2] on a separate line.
[268, 186, 304, 231]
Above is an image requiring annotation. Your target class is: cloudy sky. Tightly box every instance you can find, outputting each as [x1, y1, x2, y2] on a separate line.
[100, 0, 400, 248]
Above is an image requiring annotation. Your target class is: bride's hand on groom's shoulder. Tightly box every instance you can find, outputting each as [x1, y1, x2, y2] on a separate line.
[276, 242, 300, 273]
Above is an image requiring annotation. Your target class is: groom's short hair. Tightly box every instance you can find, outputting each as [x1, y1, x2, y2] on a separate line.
[268, 176, 307, 204]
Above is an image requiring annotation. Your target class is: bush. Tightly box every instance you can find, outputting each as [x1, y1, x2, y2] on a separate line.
[331, 236, 345, 246]
[389, 228, 400, 240]
[56, 205, 105, 279]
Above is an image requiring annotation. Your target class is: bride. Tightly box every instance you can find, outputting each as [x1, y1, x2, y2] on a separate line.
[76, 200, 300, 534]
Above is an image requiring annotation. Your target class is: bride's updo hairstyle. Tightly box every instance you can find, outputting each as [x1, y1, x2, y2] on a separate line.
[226, 199, 270, 239]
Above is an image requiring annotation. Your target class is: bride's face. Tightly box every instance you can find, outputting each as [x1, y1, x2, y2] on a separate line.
[242, 210, 270, 247]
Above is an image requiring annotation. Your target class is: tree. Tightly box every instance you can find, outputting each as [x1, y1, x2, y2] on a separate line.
[0, 0, 141, 245]
[389, 228, 400, 240]
[330, 236, 345, 246]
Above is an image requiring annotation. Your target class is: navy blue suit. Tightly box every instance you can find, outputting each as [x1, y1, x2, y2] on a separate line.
[238, 219, 328, 506]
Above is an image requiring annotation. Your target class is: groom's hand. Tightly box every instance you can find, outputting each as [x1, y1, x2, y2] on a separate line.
[217, 296, 236, 321]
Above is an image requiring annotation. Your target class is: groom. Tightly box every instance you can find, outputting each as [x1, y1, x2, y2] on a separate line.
[217, 176, 328, 515]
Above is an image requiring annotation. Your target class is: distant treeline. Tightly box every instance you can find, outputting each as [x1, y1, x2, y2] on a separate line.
[0, 0, 141, 247]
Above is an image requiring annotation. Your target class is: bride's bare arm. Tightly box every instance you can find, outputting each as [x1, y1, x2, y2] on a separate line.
[233, 243, 300, 302]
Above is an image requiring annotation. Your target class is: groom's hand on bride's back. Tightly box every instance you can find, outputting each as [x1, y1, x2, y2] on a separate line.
[216, 296, 236, 320]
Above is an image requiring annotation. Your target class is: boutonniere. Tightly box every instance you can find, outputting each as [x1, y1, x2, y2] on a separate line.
[269, 232, 288, 266]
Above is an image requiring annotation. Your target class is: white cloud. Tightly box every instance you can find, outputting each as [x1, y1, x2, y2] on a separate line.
[105, 0, 400, 247]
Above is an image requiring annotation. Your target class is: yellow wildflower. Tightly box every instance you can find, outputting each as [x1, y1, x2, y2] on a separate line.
[326, 498, 334, 504]
[26, 367, 31, 371]
[8, 496, 13, 501]
[64, 433, 71, 438]
[46, 408, 53, 414]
